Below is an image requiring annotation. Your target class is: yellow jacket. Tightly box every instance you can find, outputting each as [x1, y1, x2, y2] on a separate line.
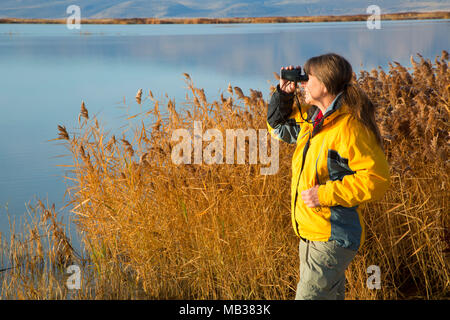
[267, 86, 390, 251]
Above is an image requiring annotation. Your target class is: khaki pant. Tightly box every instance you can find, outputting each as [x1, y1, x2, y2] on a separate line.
[295, 238, 357, 300]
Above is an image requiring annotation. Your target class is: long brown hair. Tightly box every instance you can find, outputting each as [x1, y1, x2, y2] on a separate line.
[304, 53, 383, 148]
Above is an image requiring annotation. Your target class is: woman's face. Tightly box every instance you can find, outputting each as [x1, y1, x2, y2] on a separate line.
[301, 73, 328, 106]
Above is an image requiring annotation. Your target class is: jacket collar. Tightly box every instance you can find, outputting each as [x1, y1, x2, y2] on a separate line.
[311, 92, 349, 136]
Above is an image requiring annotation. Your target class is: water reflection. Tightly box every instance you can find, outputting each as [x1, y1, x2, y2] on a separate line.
[1, 21, 448, 76]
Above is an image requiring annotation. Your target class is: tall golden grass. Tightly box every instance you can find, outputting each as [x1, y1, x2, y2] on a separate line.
[1, 52, 448, 299]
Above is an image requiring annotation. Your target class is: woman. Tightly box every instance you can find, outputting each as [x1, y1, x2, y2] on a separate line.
[267, 53, 390, 300]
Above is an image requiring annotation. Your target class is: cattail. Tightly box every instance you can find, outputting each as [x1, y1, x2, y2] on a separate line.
[80, 101, 89, 120]
[154, 100, 160, 116]
[193, 95, 200, 107]
[121, 138, 134, 157]
[196, 88, 207, 104]
[57, 125, 69, 140]
[430, 135, 438, 154]
[227, 83, 233, 95]
[106, 135, 116, 152]
[79, 145, 86, 159]
[234, 86, 244, 99]
[78, 145, 94, 171]
[249, 89, 262, 101]
[136, 89, 143, 104]
[139, 152, 149, 165]
[167, 99, 180, 125]
[152, 119, 162, 131]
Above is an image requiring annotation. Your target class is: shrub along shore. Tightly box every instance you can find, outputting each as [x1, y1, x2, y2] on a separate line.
[0, 11, 449, 25]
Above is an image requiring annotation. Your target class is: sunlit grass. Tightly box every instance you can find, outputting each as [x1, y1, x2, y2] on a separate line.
[1, 52, 448, 299]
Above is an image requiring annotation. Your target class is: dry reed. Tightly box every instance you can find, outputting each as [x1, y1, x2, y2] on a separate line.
[1, 52, 448, 299]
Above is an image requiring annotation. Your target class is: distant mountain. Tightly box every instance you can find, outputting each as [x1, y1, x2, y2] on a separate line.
[0, 0, 449, 19]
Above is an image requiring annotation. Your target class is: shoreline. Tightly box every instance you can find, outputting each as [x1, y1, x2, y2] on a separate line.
[0, 11, 449, 25]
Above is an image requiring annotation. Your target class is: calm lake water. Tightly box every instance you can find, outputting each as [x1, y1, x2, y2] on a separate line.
[0, 20, 449, 243]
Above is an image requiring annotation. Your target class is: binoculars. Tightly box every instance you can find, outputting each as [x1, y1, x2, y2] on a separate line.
[280, 68, 309, 82]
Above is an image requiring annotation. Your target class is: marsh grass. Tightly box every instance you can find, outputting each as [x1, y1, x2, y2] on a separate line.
[1, 11, 449, 25]
[1, 52, 448, 299]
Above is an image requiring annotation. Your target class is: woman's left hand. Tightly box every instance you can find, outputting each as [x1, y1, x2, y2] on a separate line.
[301, 185, 321, 208]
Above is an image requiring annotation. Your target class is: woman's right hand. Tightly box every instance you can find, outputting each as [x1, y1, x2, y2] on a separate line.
[280, 65, 301, 94]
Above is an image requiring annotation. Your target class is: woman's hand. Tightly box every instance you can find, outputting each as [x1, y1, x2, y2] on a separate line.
[280, 65, 301, 94]
[301, 185, 321, 208]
